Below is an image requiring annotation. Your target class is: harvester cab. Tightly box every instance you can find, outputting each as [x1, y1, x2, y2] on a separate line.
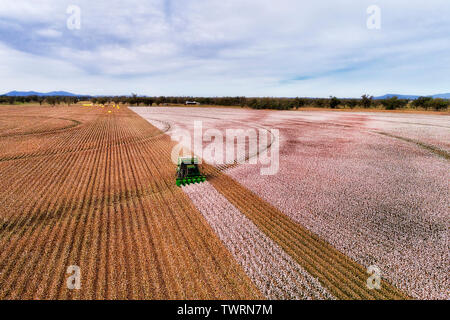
[176, 157, 206, 187]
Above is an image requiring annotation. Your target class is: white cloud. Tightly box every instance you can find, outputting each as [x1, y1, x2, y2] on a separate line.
[35, 28, 62, 38]
[0, 0, 449, 96]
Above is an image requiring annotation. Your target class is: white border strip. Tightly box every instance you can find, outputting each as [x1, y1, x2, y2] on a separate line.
[183, 182, 334, 300]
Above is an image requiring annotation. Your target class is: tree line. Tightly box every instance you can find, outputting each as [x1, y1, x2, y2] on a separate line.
[0, 95, 85, 106]
[1, 94, 448, 111]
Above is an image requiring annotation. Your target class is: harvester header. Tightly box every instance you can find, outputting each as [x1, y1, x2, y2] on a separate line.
[176, 157, 206, 186]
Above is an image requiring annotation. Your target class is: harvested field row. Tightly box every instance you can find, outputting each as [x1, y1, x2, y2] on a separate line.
[0, 107, 169, 163]
[183, 182, 334, 300]
[226, 119, 449, 299]
[0, 105, 262, 299]
[0, 115, 80, 138]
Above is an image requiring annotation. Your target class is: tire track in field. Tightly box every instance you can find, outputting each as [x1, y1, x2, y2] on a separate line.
[0, 116, 101, 285]
[373, 131, 450, 160]
[0, 116, 81, 138]
[0, 115, 103, 237]
[130, 108, 276, 172]
[0, 113, 170, 164]
[123, 137, 192, 298]
[280, 117, 449, 160]
[124, 112, 263, 299]
[120, 136, 171, 298]
[0, 111, 100, 216]
[0, 111, 105, 298]
[116, 115, 195, 300]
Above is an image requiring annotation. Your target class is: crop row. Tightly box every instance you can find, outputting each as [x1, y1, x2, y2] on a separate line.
[0, 105, 261, 299]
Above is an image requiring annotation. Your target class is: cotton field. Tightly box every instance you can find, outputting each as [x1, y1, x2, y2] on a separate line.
[133, 107, 449, 300]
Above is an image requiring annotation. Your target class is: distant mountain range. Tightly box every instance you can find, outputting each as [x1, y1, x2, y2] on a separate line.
[374, 93, 450, 100]
[3, 91, 85, 97]
[2, 91, 450, 99]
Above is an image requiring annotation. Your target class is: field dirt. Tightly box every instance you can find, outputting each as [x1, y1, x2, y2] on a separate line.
[0, 105, 261, 299]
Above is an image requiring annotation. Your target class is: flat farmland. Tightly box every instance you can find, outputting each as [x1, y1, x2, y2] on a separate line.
[132, 107, 449, 300]
[0, 105, 261, 299]
[0, 104, 447, 300]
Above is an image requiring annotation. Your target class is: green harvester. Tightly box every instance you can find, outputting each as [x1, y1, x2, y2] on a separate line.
[176, 157, 206, 187]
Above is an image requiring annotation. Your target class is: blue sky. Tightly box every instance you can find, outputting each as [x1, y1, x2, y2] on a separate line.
[0, 0, 449, 97]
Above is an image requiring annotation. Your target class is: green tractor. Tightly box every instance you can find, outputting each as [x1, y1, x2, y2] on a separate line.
[176, 157, 206, 187]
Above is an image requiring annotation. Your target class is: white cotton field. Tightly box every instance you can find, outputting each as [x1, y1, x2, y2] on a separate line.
[183, 182, 334, 300]
[134, 106, 449, 299]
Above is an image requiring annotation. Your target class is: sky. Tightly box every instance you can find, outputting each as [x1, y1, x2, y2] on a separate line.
[0, 0, 449, 97]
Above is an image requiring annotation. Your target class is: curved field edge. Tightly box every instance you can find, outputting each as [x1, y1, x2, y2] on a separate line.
[373, 131, 450, 160]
